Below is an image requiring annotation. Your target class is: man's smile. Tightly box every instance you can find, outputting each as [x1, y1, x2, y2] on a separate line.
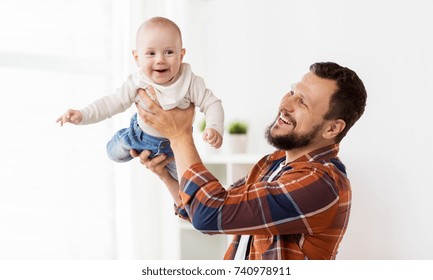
[276, 113, 295, 128]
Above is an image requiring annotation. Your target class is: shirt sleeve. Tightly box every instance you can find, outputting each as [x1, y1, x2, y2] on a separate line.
[79, 76, 136, 125]
[177, 162, 340, 236]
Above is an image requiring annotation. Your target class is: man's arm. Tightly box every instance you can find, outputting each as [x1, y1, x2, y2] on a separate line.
[178, 161, 340, 235]
[135, 87, 201, 178]
[130, 149, 182, 206]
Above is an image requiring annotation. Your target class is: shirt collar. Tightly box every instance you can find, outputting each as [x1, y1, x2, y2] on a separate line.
[267, 144, 340, 165]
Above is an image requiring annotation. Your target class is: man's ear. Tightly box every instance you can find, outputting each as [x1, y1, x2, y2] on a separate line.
[323, 119, 346, 140]
[132, 49, 140, 67]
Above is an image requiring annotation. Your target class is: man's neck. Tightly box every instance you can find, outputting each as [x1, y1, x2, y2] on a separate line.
[284, 142, 334, 164]
[284, 149, 307, 164]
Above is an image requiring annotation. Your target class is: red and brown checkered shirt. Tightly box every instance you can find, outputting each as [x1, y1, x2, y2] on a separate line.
[176, 144, 351, 260]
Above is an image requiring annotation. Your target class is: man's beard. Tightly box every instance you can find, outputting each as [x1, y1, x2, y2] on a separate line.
[265, 121, 322, 151]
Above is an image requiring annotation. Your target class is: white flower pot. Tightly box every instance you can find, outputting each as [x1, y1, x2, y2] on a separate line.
[227, 134, 248, 153]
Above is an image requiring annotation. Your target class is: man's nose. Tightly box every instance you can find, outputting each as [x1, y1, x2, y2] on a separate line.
[281, 95, 295, 112]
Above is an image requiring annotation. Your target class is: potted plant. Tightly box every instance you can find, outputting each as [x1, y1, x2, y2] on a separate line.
[227, 121, 248, 153]
[228, 121, 248, 135]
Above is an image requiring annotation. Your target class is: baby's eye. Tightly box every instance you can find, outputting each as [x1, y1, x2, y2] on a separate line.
[145, 51, 155, 56]
[164, 50, 175, 56]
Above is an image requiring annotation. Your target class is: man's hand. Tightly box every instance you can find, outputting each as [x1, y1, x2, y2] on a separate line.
[135, 86, 195, 140]
[130, 149, 174, 181]
[136, 86, 202, 181]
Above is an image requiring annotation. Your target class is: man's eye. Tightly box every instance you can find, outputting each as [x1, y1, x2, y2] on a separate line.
[299, 99, 307, 107]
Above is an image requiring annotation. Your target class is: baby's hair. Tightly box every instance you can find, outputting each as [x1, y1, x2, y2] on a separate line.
[136, 16, 183, 46]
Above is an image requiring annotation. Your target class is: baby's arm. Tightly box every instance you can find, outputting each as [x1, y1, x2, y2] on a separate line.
[56, 109, 83, 126]
[188, 75, 224, 149]
[56, 76, 136, 126]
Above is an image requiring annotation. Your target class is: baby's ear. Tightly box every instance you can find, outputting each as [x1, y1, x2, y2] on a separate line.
[132, 49, 140, 67]
[180, 48, 186, 61]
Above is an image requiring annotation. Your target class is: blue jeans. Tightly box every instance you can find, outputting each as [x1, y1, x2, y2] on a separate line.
[106, 113, 177, 180]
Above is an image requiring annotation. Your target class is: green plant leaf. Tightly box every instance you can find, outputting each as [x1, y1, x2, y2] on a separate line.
[228, 121, 248, 134]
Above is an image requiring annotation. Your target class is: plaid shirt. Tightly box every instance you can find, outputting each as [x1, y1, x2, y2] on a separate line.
[176, 144, 351, 260]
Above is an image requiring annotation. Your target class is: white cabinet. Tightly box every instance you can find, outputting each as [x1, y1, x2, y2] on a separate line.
[160, 153, 263, 260]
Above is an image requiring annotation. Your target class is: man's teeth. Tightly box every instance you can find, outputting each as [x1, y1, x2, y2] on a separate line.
[279, 113, 292, 125]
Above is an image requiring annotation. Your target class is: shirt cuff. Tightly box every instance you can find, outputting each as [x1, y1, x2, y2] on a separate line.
[174, 203, 190, 221]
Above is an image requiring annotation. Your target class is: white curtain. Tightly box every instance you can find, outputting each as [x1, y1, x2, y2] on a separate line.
[111, 0, 198, 260]
[0, 0, 196, 260]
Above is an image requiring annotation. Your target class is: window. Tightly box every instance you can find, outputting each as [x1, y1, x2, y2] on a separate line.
[0, 0, 116, 259]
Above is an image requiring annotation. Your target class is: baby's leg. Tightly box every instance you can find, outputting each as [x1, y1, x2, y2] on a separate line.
[106, 128, 134, 162]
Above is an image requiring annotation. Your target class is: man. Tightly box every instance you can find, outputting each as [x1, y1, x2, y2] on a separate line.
[132, 62, 367, 260]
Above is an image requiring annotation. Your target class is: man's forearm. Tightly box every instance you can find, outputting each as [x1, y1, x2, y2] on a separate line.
[170, 133, 202, 180]
[160, 175, 182, 206]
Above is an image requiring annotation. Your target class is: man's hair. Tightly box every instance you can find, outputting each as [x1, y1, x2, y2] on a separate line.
[310, 62, 367, 143]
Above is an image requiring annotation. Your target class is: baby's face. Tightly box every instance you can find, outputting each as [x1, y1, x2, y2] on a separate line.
[133, 25, 185, 85]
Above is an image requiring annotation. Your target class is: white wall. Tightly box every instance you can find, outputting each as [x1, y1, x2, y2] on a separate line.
[179, 0, 433, 259]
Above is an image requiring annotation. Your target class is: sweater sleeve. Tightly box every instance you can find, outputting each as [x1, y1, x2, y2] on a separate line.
[187, 75, 225, 136]
[79, 76, 137, 125]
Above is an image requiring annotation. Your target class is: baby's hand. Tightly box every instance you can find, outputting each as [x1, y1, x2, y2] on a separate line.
[56, 109, 83, 126]
[202, 128, 223, 149]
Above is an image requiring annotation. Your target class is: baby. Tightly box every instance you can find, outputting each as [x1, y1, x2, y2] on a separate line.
[56, 17, 224, 180]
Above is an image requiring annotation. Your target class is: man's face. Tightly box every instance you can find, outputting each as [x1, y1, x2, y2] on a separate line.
[266, 71, 337, 151]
